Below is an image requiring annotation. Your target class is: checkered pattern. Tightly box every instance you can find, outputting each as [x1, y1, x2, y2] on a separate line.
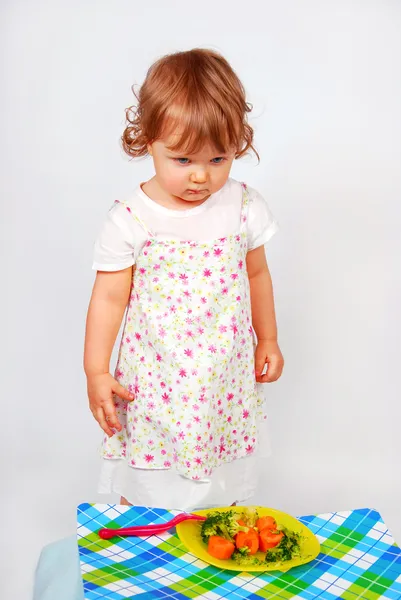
[77, 504, 401, 599]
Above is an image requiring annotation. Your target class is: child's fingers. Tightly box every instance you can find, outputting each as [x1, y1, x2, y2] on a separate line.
[95, 407, 115, 437]
[264, 356, 284, 383]
[112, 381, 135, 402]
[103, 403, 122, 432]
[254, 348, 267, 379]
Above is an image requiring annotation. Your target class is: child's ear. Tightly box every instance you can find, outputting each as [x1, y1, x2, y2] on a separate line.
[147, 143, 153, 156]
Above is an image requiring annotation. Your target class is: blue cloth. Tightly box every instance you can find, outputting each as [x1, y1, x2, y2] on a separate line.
[33, 536, 84, 600]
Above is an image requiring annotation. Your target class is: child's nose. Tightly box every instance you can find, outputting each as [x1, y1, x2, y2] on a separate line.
[190, 168, 208, 184]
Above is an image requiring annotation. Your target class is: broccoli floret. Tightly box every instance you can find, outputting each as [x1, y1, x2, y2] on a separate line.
[231, 547, 264, 567]
[265, 529, 301, 564]
[241, 507, 259, 528]
[200, 510, 248, 543]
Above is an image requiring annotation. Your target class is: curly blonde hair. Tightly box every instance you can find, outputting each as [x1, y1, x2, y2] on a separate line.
[122, 48, 258, 160]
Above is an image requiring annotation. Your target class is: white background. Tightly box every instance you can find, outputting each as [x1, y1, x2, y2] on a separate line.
[1, 1, 401, 598]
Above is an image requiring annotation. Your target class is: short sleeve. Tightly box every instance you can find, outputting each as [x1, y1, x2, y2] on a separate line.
[246, 187, 279, 250]
[92, 201, 136, 271]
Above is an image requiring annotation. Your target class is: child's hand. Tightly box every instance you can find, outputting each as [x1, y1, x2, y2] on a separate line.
[87, 373, 134, 437]
[254, 340, 284, 383]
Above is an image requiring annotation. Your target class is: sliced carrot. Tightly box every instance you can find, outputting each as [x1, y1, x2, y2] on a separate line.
[237, 519, 246, 527]
[207, 536, 235, 560]
[259, 529, 284, 552]
[235, 528, 259, 555]
[256, 516, 277, 532]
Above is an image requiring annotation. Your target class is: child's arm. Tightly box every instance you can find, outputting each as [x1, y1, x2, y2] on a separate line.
[246, 246, 284, 383]
[84, 268, 134, 437]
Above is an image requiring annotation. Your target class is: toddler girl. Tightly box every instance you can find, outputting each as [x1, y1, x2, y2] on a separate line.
[84, 48, 284, 510]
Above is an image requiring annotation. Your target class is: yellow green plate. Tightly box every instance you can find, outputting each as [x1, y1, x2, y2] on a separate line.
[176, 505, 320, 572]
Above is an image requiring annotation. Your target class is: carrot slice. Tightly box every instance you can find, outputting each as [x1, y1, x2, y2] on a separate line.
[235, 528, 259, 555]
[256, 516, 277, 532]
[207, 536, 235, 560]
[259, 529, 284, 552]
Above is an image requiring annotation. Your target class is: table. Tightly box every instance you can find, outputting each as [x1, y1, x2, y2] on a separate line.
[77, 504, 401, 599]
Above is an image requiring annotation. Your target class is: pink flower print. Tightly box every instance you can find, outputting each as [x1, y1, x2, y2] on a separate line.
[231, 273, 238, 280]
[125, 336, 131, 344]
[219, 443, 226, 454]
[195, 444, 202, 451]
[219, 278, 225, 284]
[205, 310, 213, 319]
[179, 273, 188, 283]
[183, 290, 191, 298]
[227, 416, 232, 423]
[184, 348, 193, 358]
[168, 272, 175, 279]
[246, 444, 254, 454]
[160, 381, 166, 388]
[159, 255, 165, 261]
[186, 460, 191, 468]
[129, 345, 135, 354]
[208, 345, 217, 354]
[159, 327, 166, 338]
[116, 369, 123, 378]
[197, 327, 204, 335]
[144, 454, 154, 463]
[147, 401, 155, 410]
[182, 395, 189, 403]
[219, 325, 227, 333]
[230, 323, 238, 336]
[161, 393, 170, 405]
[227, 393, 234, 401]
[148, 439, 154, 446]
[203, 251, 210, 258]
[153, 264, 160, 271]
[201, 297, 207, 304]
[135, 332, 141, 340]
[140, 356, 145, 363]
[164, 461, 172, 468]
[222, 287, 228, 295]
[191, 368, 198, 376]
[178, 431, 185, 440]
[195, 457, 203, 465]
[185, 317, 194, 325]
[236, 296, 241, 302]
[156, 353, 162, 362]
[238, 260, 243, 269]
[213, 247, 223, 257]
[193, 404, 199, 411]
[185, 329, 194, 338]
[243, 409, 250, 419]
[134, 384, 140, 394]
[236, 234, 241, 242]
[237, 352, 242, 360]
[161, 449, 167, 455]
[179, 368, 187, 378]
[197, 435, 202, 442]
[233, 429, 237, 435]
[203, 268, 212, 278]
[244, 435, 249, 442]
[200, 395, 207, 404]
[173, 451, 179, 463]
[169, 305, 177, 313]
[130, 459, 136, 466]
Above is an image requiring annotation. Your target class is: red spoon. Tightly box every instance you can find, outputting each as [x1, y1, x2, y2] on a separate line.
[98, 512, 206, 540]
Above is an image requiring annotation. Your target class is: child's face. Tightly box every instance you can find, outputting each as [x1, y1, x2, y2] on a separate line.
[148, 137, 235, 203]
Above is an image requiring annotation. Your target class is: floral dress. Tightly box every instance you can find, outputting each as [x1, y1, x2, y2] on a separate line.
[102, 183, 266, 480]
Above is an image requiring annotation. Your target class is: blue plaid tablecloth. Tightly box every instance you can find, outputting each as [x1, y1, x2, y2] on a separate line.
[77, 504, 401, 599]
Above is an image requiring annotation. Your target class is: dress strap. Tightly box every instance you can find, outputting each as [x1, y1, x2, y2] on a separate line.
[239, 182, 251, 233]
[114, 200, 155, 238]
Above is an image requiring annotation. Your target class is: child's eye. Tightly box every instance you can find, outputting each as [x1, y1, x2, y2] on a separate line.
[174, 158, 190, 165]
[211, 157, 225, 164]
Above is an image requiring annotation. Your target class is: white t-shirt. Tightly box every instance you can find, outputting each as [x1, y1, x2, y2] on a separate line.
[93, 178, 278, 271]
